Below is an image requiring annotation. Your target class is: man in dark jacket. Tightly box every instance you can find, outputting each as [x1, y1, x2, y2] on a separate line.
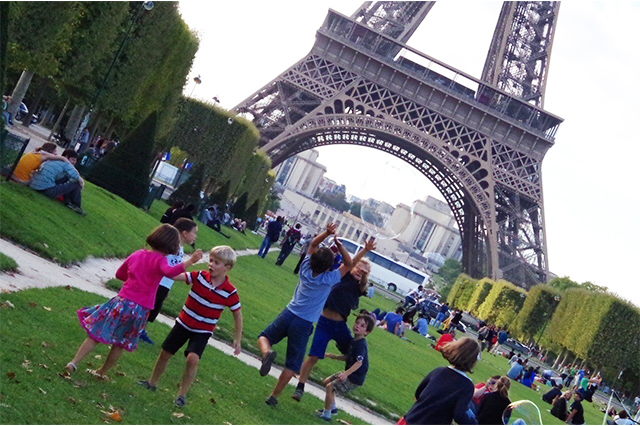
[258, 216, 283, 258]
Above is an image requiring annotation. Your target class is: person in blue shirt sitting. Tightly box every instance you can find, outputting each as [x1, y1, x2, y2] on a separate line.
[412, 312, 429, 337]
[379, 306, 405, 336]
[29, 149, 85, 215]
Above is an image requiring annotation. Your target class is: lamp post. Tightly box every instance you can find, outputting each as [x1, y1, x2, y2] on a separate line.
[188, 75, 202, 98]
[71, 1, 154, 146]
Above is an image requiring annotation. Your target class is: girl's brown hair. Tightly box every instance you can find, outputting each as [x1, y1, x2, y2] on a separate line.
[496, 376, 511, 398]
[146, 224, 180, 255]
[440, 337, 480, 373]
[36, 143, 58, 153]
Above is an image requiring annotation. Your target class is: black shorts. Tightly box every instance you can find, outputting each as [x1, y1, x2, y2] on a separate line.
[161, 322, 210, 358]
[148, 286, 170, 323]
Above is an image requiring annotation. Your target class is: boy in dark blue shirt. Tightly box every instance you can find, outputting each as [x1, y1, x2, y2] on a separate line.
[315, 314, 375, 422]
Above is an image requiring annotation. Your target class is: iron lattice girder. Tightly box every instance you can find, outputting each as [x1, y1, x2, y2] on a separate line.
[350, 2, 435, 45]
[482, 1, 560, 108]
[234, 3, 563, 287]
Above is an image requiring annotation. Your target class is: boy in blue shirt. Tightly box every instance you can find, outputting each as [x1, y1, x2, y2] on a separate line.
[315, 313, 375, 422]
[258, 223, 368, 407]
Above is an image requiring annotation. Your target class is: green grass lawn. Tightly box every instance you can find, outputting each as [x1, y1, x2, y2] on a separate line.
[105, 252, 604, 424]
[0, 252, 18, 272]
[0, 181, 263, 264]
[0, 288, 364, 425]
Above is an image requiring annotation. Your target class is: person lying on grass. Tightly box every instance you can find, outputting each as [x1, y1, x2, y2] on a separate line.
[258, 223, 369, 407]
[138, 245, 242, 408]
[139, 218, 199, 345]
[64, 224, 203, 379]
[314, 313, 375, 422]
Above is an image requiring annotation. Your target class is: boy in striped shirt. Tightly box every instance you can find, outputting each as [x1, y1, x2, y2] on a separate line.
[138, 246, 242, 407]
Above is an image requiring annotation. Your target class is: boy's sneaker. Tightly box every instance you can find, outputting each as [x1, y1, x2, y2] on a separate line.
[174, 395, 186, 407]
[65, 203, 86, 216]
[291, 387, 304, 401]
[139, 330, 154, 345]
[316, 408, 338, 415]
[314, 410, 332, 422]
[136, 379, 157, 392]
[265, 395, 278, 407]
[260, 350, 277, 376]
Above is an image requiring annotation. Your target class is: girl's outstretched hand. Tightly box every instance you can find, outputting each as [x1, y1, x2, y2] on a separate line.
[191, 249, 203, 262]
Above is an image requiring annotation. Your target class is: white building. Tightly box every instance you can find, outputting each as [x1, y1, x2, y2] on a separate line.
[274, 149, 326, 197]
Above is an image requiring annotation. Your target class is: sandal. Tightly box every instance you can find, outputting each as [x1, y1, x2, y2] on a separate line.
[64, 362, 77, 373]
[86, 369, 109, 381]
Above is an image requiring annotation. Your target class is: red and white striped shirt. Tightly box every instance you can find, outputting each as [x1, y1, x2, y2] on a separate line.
[176, 271, 241, 334]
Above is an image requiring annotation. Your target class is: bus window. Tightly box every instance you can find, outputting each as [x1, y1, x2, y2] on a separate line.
[406, 270, 426, 284]
[340, 239, 359, 254]
[390, 262, 409, 277]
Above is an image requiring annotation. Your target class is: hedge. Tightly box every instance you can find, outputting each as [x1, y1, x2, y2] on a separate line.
[466, 277, 494, 315]
[476, 279, 526, 328]
[446, 274, 477, 309]
[510, 284, 560, 342]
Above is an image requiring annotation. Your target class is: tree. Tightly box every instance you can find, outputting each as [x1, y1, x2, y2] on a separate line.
[349, 202, 362, 218]
[439, 258, 462, 284]
[245, 200, 260, 230]
[209, 180, 230, 209]
[547, 276, 580, 292]
[169, 163, 204, 207]
[86, 112, 157, 206]
[317, 190, 350, 212]
[230, 193, 248, 219]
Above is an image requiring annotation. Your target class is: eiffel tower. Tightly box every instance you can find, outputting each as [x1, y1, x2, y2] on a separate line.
[234, 2, 562, 289]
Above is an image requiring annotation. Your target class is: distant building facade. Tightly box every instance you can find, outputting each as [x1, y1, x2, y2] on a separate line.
[274, 149, 326, 197]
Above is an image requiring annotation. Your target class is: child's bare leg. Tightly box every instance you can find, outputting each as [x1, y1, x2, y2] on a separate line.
[149, 349, 173, 386]
[297, 355, 319, 385]
[177, 353, 200, 397]
[96, 345, 123, 375]
[257, 336, 271, 357]
[271, 368, 295, 398]
[68, 337, 99, 368]
[325, 381, 336, 410]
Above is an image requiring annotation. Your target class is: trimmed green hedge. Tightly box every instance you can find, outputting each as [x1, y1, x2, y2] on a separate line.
[466, 277, 494, 315]
[447, 274, 477, 309]
[476, 280, 526, 328]
[510, 284, 560, 342]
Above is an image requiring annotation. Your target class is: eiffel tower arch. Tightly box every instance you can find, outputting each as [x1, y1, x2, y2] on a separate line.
[234, 2, 562, 289]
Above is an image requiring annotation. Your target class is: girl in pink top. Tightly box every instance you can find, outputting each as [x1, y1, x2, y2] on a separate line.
[65, 224, 203, 379]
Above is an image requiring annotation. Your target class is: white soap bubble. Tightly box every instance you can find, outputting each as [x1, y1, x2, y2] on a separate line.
[502, 400, 543, 425]
[358, 159, 418, 241]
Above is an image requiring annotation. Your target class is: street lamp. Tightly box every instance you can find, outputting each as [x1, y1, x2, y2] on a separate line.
[188, 75, 202, 98]
[71, 0, 154, 146]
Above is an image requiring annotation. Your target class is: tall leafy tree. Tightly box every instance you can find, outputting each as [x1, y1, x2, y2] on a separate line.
[169, 163, 204, 207]
[230, 192, 248, 219]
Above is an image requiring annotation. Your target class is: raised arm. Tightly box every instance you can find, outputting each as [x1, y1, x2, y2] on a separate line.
[339, 237, 375, 278]
[308, 223, 336, 255]
[335, 237, 352, 277]
[39, 152, 70, 163]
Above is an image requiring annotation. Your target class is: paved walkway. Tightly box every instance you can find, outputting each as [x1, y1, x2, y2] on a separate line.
[0, 238, 390, 425]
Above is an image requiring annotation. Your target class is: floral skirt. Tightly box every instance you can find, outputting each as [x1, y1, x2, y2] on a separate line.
[77, 295, 149, 352]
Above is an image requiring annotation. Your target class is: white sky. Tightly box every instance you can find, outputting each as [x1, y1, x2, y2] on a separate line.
[178, 1, 640, 306]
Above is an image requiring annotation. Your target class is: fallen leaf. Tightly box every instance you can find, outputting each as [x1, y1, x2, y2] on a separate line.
[21, 360, 31, 369]
[68, 397, 76, 405]
[24, 342, 30, 347]
[28, 302, 37, 308]
[0, 403, 10, 408]
[224, 422, 232, 425]
[72, 380, 86, 388]
[38, 364, 48, 369]
[109, 412, 122, 422]
[43, 306, 52, 311]
[94, 355, 102, 360]
[115, 371, 126, 377]
[42, 243, 49, 248]
[210, 397, 216, 404]
[96, 402, 105, 409]
[338, 421, 352, 425]
[41, 341, 50, 348]
[6, 372, 15, 380]
[109, 405, 115, 412]
[4, 300, 14, 308]
[172, 413, 185, 419]
[38, 387, 46, 394]
[64, 285, 72, 291]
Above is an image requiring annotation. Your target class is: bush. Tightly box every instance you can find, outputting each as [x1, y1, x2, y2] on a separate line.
[231, 192, 248, 219]
[510, 285, 560, 342]
[86, 112, 157, 206]
[467, 278, 494, 315]
[447, 274, 477, 308]
[476, 279, 526, 328]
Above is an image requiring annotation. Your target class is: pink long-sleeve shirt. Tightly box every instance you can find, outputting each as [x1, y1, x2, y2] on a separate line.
[115, 249, 185, 310]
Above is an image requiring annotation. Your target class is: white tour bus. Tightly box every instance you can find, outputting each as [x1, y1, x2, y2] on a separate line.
[336, 238, 430, 295]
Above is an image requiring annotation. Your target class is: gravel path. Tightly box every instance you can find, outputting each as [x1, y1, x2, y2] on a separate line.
[0, 238, 391, 424]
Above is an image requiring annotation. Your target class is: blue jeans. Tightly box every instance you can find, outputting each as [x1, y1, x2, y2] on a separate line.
[434, 312, 445, 328]
[258, 236, 272, 258]
[259, 308, 313, 373]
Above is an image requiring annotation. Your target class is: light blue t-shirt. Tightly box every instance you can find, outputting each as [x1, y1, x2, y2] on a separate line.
[158, 246, 184, 290]
[415, 317, 428, 336]
[29, 160, 80, 191]
[384, 312, 403, 335]
[507, 363, 524, 380]
[287, 255, 341, 323]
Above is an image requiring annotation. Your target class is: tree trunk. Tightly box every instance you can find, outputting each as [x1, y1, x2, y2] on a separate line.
[21, 77, 48, 128]
[89, 113, 102, 143]
[7, 69, 34, 118]
[48, 98, 70, 141]
[65, 105, 85, 146]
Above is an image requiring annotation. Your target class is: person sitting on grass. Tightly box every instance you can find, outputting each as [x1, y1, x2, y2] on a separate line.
[471, 375, 500, 413]
[412, 312, 429, 337]
[550, 390, 571, 422]
[314, 314, 375, 422]
[292, 240, 375, 402]
[542, 383, 563, 404]
[507, 358, 524, 381]
[476, 376, 511, 425]
[433, 329, 456, 351]
[378, 306, 405, 336]
[29, 149, 86, 215]
[138, 246, 242, 408]
[257, 223, 354, 407]
[10, 142, 70, 184]
[160, 200, 183, 224]
[139, 218, 199, 345]
[398, 337, 480, 425]
[64, 224, 203, 379]
[566, 391, 586, 425]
